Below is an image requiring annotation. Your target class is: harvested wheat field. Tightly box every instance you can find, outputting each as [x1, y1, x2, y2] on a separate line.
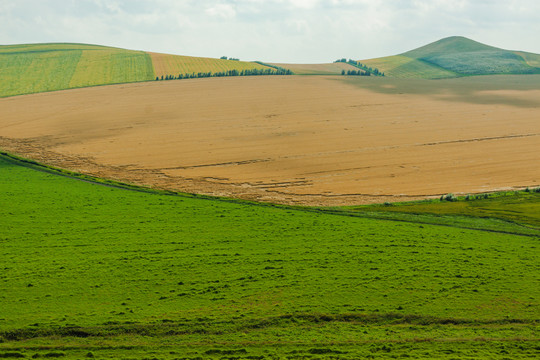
[1, 75, 539, 205]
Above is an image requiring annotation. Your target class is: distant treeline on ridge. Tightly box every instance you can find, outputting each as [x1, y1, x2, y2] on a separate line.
[335, 58, 384, 76]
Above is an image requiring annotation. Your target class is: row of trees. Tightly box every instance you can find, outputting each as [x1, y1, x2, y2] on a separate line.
[335, 58, 384, 76]
[341, 69, 371, 76]
[220, 56, 240, 61]
[254, 61, 293, 74]
[155, 67, 292, 81]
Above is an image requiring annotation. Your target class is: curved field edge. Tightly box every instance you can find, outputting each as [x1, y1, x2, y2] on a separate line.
[1, 152, 539, 358]
[1, 151, 537, 236]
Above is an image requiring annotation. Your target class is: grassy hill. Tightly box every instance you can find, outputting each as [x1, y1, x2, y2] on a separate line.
[0, 43, 274, 97]
[0, 152, 538, 359]
[362, 36, 540, 79]
[0, 43, 154, 97]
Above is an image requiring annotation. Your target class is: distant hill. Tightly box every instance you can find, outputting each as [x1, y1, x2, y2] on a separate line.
[0, 43, 274, 97]
[268, 62, 358, 75]
[361, 36, 540, 79]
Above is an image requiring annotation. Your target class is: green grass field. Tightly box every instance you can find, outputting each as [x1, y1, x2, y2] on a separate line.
[68, 49, 154, 88]
[1, 38, 539, 359]
[0, 153, 538, 359]
[0, 43, 272, 98]
[0, 43, 155, 97]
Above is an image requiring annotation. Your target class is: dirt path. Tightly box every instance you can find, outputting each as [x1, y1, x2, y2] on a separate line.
[1, 75, 539, 206]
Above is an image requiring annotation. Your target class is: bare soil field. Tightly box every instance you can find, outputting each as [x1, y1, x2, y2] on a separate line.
[0, 75, 539, 205]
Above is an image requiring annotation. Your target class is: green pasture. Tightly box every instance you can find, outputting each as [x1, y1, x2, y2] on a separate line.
[68, 49, 154, 88]
[0, 153, 538, 358]
[0, 44, 154, 97]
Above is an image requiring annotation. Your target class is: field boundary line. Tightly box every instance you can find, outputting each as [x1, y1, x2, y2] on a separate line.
[1, 150, 538, 237]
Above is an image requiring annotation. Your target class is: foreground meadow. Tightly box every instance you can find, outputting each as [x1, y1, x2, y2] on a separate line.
[0, 154, 538, 359]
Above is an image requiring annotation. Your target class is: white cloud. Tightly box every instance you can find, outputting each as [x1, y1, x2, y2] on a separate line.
[288, 0, 320, 9]
[0, 0, 539, 62]
[205, 3, 237, 19]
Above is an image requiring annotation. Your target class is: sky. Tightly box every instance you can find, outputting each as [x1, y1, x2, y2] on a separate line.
[1, 0, 539, 63]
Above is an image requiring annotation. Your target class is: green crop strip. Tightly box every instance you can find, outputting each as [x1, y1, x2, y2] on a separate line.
[0, 45, 155, 98]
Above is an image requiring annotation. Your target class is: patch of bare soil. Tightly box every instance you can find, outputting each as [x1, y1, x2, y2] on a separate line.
[1, 75, 539, 206]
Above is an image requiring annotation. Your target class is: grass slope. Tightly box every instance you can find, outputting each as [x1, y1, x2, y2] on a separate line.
[150, 52, 271, 78]
[0, 43, 275, 98]
[362, 36, 540, 78]
[0, 153, 538, 359]
[0, 43, 154, 97]
[68, 49, 154, 88]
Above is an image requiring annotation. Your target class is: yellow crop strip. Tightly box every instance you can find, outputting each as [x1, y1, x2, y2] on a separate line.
[149, 52, 269, 78]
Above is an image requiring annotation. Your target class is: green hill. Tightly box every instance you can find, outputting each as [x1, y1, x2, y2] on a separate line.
[0, 43, 154, 97]
[0, 43, 274, 98]
[362, 36, 540, 79]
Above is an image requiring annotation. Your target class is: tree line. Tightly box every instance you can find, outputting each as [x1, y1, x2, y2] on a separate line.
[341, 69, 371, 76]
[155, 67, 292, 81]
[335, 58, 384, 76]
[254, 61, 294, 75]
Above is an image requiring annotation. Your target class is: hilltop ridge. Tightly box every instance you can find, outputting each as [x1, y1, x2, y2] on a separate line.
[402, 36, 500, 58]
[2, 37, 540, 98]
[362, 36, 540, 78]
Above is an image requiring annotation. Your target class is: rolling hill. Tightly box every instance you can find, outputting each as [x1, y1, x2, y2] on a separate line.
[3, 38, 540, 98]
[361, 36, 540, 78]
[0, 43, 274, 97]
[1, 38, 539, 359]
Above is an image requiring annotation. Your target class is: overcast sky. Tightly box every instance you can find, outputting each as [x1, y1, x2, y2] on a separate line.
[1, 0, 539, 63]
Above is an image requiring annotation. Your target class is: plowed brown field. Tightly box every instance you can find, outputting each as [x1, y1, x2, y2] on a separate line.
[1, 75, 539, 205]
